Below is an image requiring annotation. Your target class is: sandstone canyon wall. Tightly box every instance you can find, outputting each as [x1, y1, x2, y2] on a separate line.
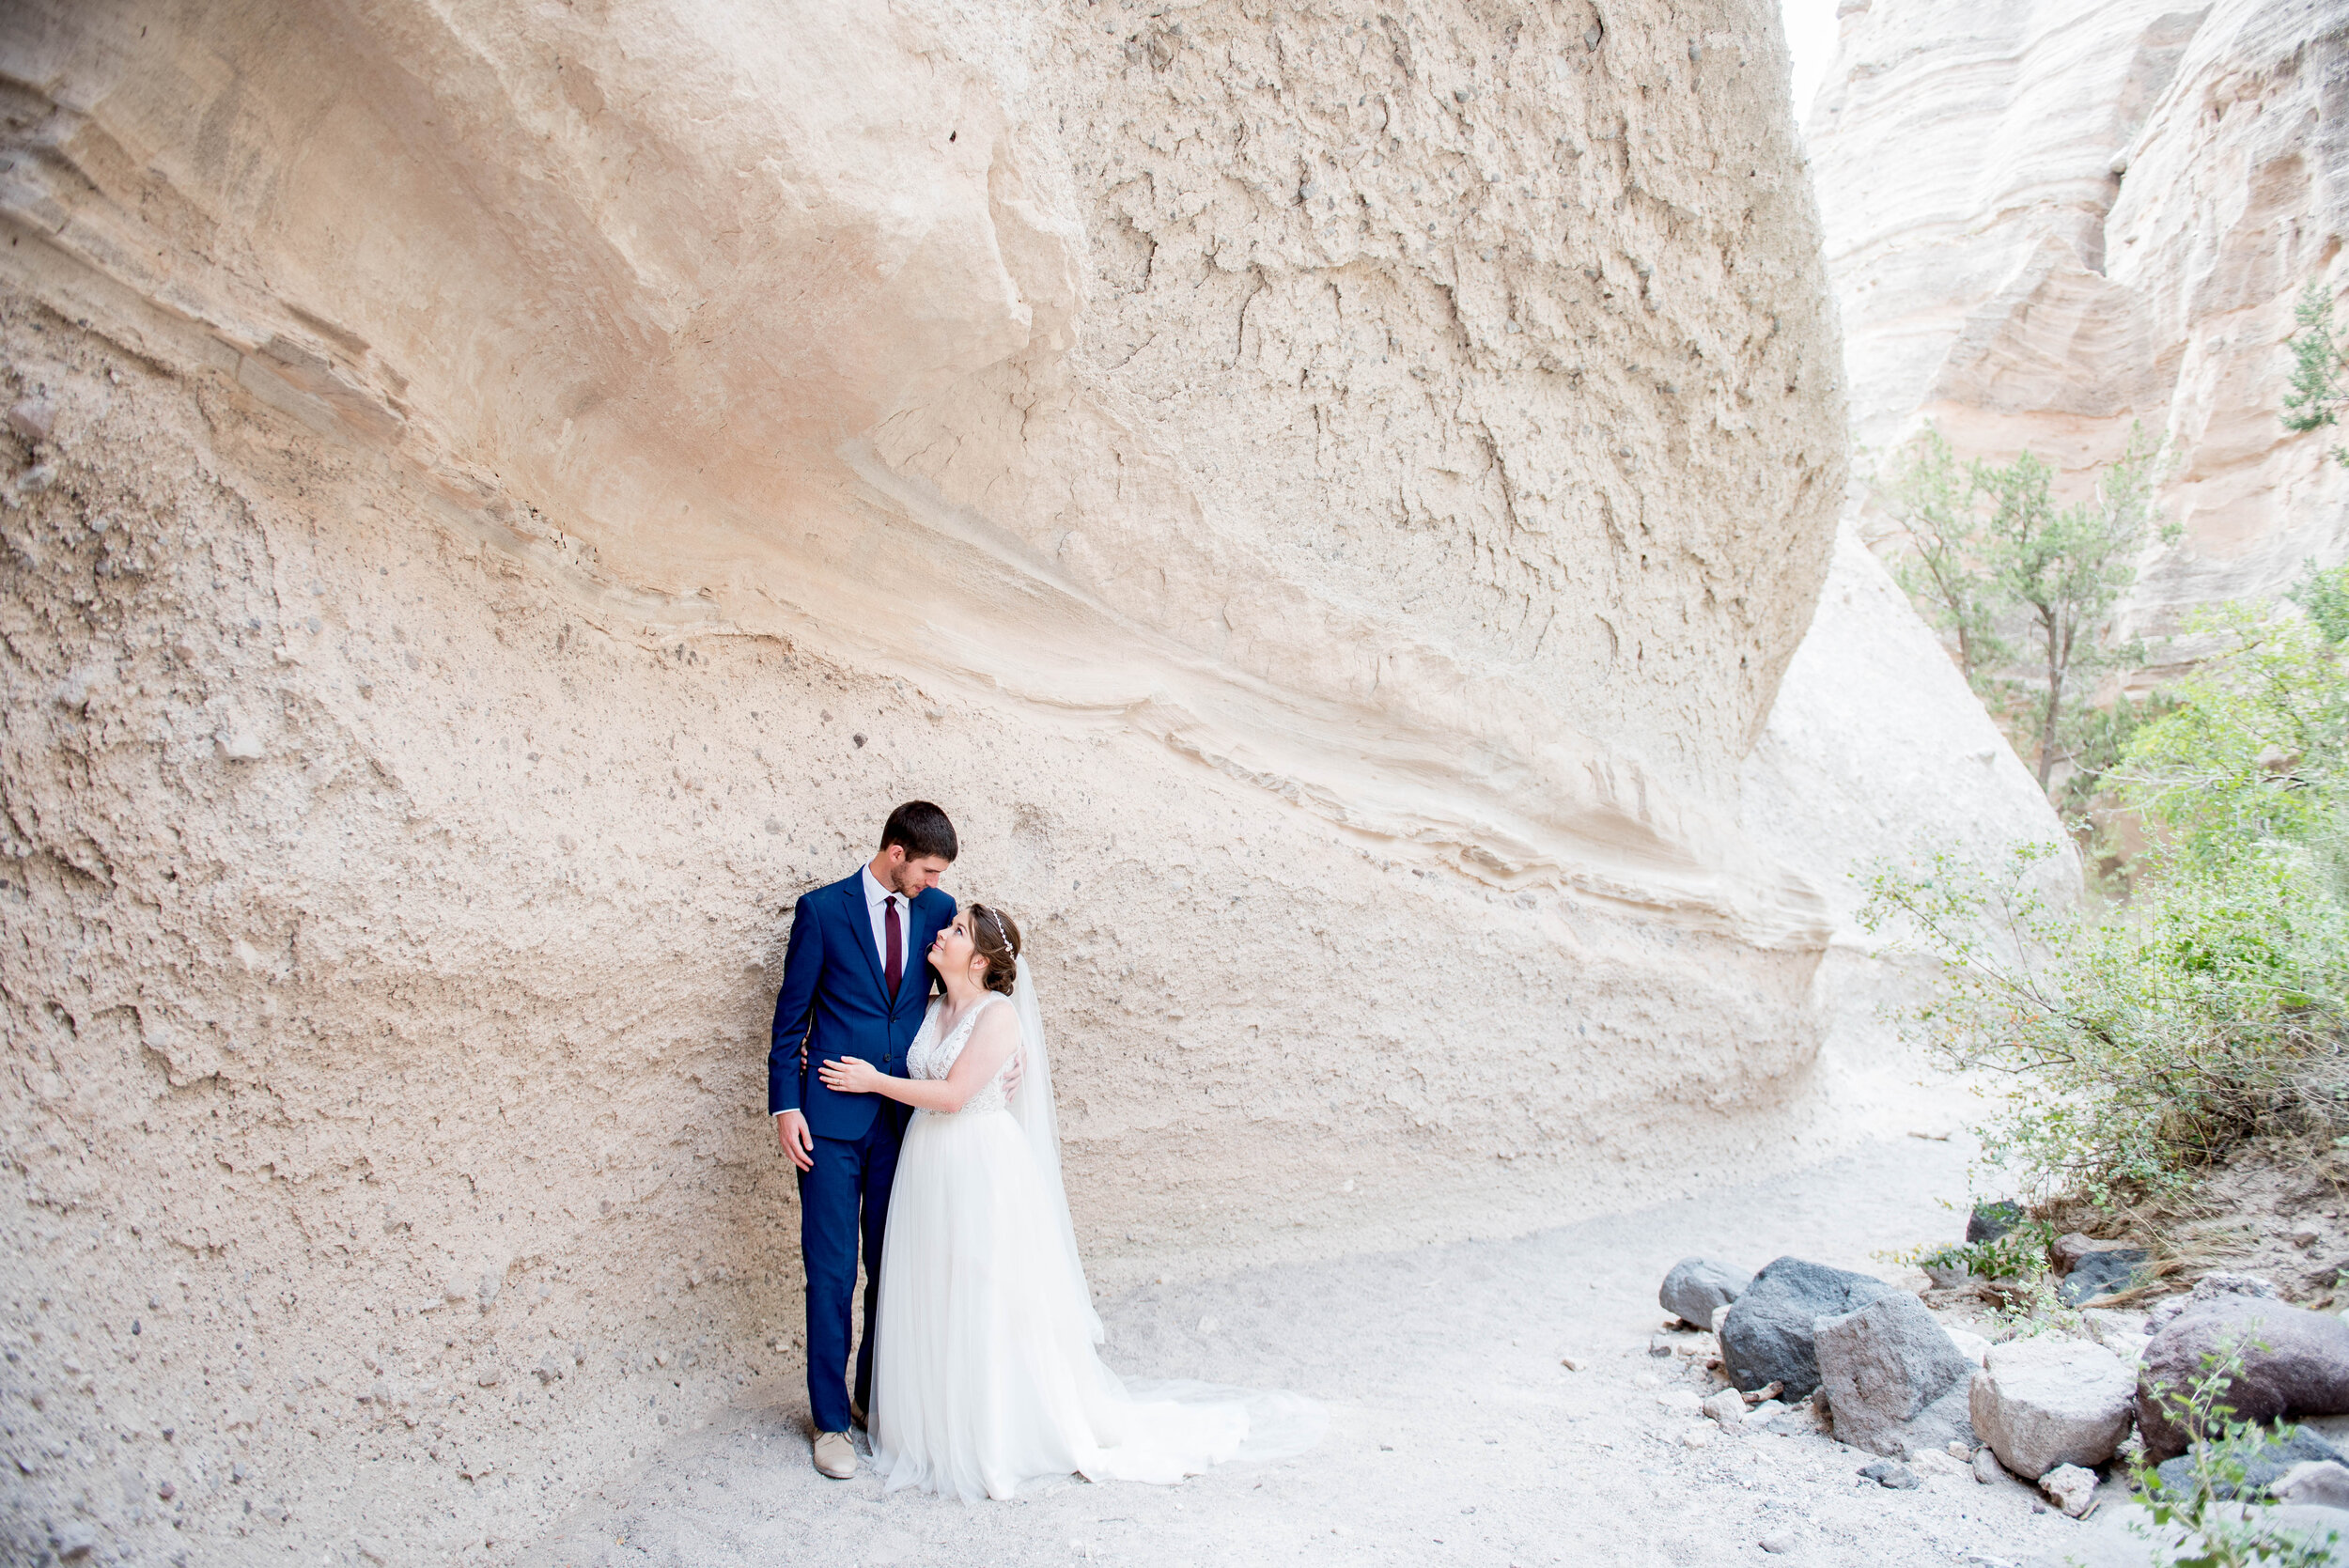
[0, 1, 1855, 1560]
[1810, 0, 2349, 659]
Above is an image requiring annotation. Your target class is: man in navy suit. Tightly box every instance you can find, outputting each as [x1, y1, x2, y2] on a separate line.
[770, 800, 958, 1479]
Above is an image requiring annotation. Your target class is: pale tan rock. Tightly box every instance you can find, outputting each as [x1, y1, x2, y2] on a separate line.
[1810, 0, 2349, 663]
[0, 0, 1858, 1561]
[1971, 1338, 2139, 1478]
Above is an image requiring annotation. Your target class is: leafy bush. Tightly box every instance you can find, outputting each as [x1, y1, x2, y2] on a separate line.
[1860, 568, 2349, 1206]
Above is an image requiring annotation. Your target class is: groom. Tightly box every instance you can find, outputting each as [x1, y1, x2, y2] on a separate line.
[770, 800, 958, 1479]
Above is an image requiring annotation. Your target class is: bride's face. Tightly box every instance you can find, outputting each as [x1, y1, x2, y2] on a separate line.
[930, 915, 981, 983]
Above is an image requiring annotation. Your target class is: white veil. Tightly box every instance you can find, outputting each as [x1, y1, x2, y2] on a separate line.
[999, 955, 1325, 1464]
[1005, 955, 1104, 1343]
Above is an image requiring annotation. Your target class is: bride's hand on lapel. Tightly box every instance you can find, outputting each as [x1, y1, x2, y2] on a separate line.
[818, 1056, 881, 1095]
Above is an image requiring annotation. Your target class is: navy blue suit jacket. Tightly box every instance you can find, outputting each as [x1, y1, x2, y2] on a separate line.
[768, 873, 956, 1140]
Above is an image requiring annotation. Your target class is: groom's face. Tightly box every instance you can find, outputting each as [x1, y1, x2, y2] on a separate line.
[879, 846, 951, 898]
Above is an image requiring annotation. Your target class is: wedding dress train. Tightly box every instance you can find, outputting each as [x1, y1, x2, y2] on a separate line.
[868, 970, 1320, 1501]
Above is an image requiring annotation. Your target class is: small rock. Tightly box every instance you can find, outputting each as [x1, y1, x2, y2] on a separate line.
[2155, 1427, 2344, 1499]
[2137, 1296, 2349, 1460]
[1968, 1202, 2025, 1244]
[1758, 1532, 1799, 1554]
[474, 1367, 502, 1388]
[1971, 1336, 2137, 1477]
[1946, 1326, 1994, 1366]
[357, 1538, 391, 1565]
[1858, 1459, 1921, 1489]
[1972, 1446, 2004, 1484]
[9, 398, 55, 442]
[1703, 1389, 1748, 1426]
[1560, 1356, 1584, 1371]
[214, 730, 265, 763]
[1659, 1256, 1751, 1328]
[51, 1520, 96, 1560]
[2274, 1460, 2349, 1510]
[1680, 1426, 1713, 1449]
[2059, 1249, 2150, 1305]
[1657, 1389, 1704, 1415]
[534, 1352, 565, 1386]
[1815, 1291, 1976, 1458]
[1647, 1334, 1675, 1358]
[2052, 1234, 2141, 1272]
[1755, 1396, 1832, 1436]
[1719, 1257, 1896, 1400]
[2147, 1272, 2281, 1330]
[2039, 1462, 2096, 1517]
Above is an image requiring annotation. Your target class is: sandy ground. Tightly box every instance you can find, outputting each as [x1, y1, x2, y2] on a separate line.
[511, 1132, 2137, 1568]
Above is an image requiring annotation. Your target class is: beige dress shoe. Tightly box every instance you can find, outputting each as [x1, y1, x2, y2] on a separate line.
[813, 1430, 856, 1480]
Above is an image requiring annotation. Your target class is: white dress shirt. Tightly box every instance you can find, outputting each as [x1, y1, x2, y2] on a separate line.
[861, 865, 906, 976]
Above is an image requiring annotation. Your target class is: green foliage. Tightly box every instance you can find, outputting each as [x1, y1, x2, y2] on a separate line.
[1875, 426, 2012, 689]
[1890, 1219, 2052, 1279]
[2289, 558, 2349, 646]
[1869, 423, 2178, 792]
[2122, 569, 2349, 893]
[1861, 567, 2349, 1204]
[2281, 283, 2349, 468]
[2131, 1338, 2341, 1567]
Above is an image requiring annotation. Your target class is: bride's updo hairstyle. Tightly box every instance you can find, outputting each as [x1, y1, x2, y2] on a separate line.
[967, 903, 1022, 996]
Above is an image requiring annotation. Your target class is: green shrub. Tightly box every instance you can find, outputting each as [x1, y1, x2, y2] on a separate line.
[1860, 566, 2349, 1206]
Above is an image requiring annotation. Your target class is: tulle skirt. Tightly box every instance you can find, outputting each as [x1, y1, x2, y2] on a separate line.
[869, 1105, 1317, 1501]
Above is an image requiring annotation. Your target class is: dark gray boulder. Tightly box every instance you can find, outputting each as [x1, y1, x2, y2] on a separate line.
[1813, 1291, 1976, 1458]
[2059, 1248, 2151, 1305]
[2138, 1297, 2349, 1460]
[1719, 1256, 1896, 1400]
[1968, 1202, 2025, 1245]
[2153, 1426, 2344, 1499]
[1659, 1256, 1751, 1328]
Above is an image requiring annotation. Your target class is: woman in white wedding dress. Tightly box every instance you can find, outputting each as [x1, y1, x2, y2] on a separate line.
[816, 903, 1318, 1501]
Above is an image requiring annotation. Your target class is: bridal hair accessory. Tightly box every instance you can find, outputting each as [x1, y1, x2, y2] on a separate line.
[977, 903, 1019, 958]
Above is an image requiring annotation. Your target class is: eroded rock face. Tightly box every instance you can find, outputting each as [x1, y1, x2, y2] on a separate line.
[1809, 0, 2349, 652]
[0, 0, 1845, 1560]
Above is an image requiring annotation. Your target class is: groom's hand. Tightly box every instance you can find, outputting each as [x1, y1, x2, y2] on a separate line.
[775, 1110, 814, 1172]
[1003, 1047, 1025, 1104]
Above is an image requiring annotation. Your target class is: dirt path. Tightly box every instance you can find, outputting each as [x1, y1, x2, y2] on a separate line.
[515, 1134, 2118, 1568]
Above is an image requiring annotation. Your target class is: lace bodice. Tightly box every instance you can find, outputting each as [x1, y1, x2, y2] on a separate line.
[904, 995, 1012, 1115]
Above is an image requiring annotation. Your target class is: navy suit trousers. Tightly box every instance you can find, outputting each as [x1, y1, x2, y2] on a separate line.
[797, 1111, 903, 1434]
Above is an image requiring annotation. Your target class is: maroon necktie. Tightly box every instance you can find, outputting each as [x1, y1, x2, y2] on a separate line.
[884, 895, 903, 999]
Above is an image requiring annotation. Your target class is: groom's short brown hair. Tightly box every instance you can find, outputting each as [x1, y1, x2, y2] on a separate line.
[879, 800, 957, 862]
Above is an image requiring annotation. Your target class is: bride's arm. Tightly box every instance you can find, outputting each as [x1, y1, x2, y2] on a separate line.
[817, 1006, 1019, 1112]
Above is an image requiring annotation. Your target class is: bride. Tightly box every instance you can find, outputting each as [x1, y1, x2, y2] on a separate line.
[816, 903, 1317, 1500]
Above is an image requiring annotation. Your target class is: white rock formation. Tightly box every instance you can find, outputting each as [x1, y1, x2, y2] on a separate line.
[0, 0, 1862, 1559]
[1809, 0, 2349, 652]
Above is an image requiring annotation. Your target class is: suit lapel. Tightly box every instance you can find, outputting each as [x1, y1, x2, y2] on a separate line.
[839, 876, 889, 1004]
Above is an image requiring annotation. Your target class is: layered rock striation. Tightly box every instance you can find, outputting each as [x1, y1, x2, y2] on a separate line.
[1809, 0, 2349, 651]
[0, 0, 1858, 1560]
